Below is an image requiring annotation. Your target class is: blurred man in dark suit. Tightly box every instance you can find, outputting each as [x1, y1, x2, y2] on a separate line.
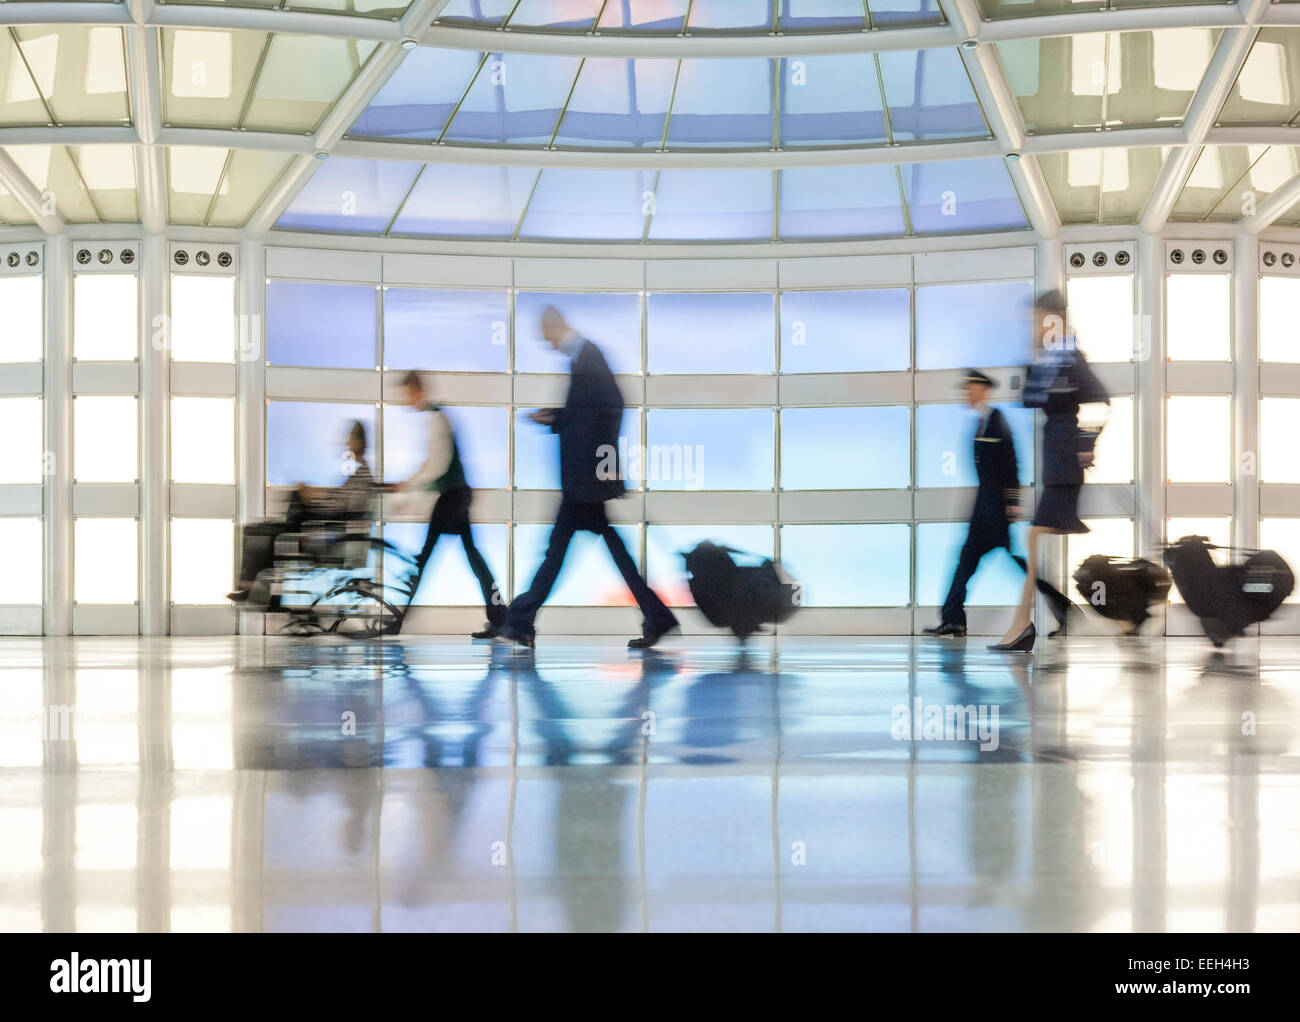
[923, 369, 1071, 638]
[500, 307, 678, 650]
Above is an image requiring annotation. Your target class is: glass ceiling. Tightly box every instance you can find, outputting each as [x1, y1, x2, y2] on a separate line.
[0, 26, 130, 127]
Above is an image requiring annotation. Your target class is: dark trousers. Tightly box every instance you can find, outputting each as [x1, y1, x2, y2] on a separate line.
[408, 486, 504, 624]
[506, 499, 676, 639]
[941, 529, 1071, 628]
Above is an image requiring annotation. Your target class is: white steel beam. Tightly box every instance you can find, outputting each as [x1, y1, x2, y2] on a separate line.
[0, 149, 65, 235]
[0, 2, 128, 28]
[1239, 171, 1300, 236]
[126, 0, 167, 233]
[43, 234, 73, 636]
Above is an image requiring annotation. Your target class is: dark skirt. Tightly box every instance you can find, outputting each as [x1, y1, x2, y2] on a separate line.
[1033, 484, 1088, 533]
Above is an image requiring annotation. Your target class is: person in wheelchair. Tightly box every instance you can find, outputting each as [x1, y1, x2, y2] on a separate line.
[227, 419, 374, 602]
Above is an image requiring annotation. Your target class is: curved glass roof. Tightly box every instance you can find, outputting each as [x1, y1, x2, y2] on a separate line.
[0, 2, 1298, 240]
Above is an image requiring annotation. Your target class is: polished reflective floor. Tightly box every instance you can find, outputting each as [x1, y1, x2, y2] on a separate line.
[1, 633, 1298, 932]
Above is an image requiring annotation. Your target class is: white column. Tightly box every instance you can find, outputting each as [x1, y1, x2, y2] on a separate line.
[43, 235, 73, 636]
[139, 235, 168, 635]
[1233, 233, 1259, 554]
[1135, 233, 1167, 562]
[236, 240, 265, 635]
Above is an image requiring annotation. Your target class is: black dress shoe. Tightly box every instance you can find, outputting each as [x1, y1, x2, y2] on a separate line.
[226, 589, 250, 603]
[495, 625, 534, 649]
[628, 621, 679, 649]
[988, 622, 1035, 653]
[471, 623, 501, 640]
[922, 623, 966, 637]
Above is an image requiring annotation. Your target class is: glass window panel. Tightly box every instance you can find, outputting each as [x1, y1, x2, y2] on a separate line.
[12, 26, 129, 125]
[383, 287, 509, 372]
[648, 292, 774, 374]
[203, 149, 293, 229]
[74, 396, 137, 483]
[1259, 518, 1300, 603]
[163, 28, 264, 128]
[666, 59, 773, 148]
[646, 523, 774, 607]
[1166, 395, 1230, 483]
[390, 165, 537, 237]
[266, 402, 377, 487]
[1166, 517, 1231, 603]
[871, 0, 943, 27]
[515, 292, 641, 374]
[74, 273, 137, 360]
[166, 145, 228, 225]
[647, 169, 774, 241]
[1166, 273, 1229, 360]
[781, 0, 869, 31]
[901, 158, 1027, 233]
[779, 165, 906, 238]
[0, 275, 42, 362]
[75, 144, 138, 221]
[780, 523, 910, 606]
[688, 0, 771, 30]
[275, 157, 420, 234]
[513, 523, 642, 605]
[1066, 274, 1134, 363]
[646, 408, 773, 491]
[915, 280, 1033, 370]
[553, 58, 675, 148]
[350, 47, 482, 141]
[1207, 145, 1300, 221]
[879, 48, 987, 141]
[598, 0, 690, 32]
[243, 35, 377, 134]
[508, 0, 605, 30]
[384, 404, 509, 489]
[1260, 275, 1300, 362]
[6, 145, 98, 223]
[515, 409, 639, 489]
[915, 402, 1034, 488]
[1261, 398, 1300, 483]
[267, 281, 377, 369]
[170, 274, 235, 363]
[437, 0, 516, 25]
[780, 288, 910, 373]
[383, 521, 507, 606]
[782, 406, 910, 490]
[0, 518, 41, 605]
[75, 518, 137, 604]
[1040, 147, 1166, 225]
[916, 521, 1030, 607]
[171, 518, 234, 604]
[779, 55, 886, 147]
[1067, 518, 1135, 576]
[518, 168, 655, 240]
[1217, 29, 1300, 127]
[1087, 394, 1134, 485]
[0, 397, 42, 484]
[172, 397, 235, 485]
[443, 53, 581, 145]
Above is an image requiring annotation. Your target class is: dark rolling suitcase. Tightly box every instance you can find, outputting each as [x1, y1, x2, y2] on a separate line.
[1163, 535, 1294, 646]
[1072, 554, 1172, 634]
[683, 541, 800, 641]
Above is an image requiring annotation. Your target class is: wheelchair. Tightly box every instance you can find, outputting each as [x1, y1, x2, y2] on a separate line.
[239, 506, 419, 639]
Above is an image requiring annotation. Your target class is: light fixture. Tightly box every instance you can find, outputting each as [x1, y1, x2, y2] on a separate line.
[313, 151, 329, 160]
[960, 38, 979, 51]
[1006, 152, 1021, 162]
[400, 36, 418, 50]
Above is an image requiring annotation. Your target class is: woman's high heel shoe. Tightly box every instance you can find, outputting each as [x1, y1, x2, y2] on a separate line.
[988, 622, 1036, 652]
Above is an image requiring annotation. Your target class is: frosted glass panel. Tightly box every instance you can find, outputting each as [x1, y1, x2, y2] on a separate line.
[0, 397, 43, 484]
[515, 409, 640, 489]
[1259, 518, 1300, 603]
[1067, 274, 1134, 363]
[74, 274, 137, 360]
[384, 404, 509, 490]
[170, 274, 236, 363]
[515, 292, 641, 375]
[513, 523, 642, 605]
[916, 521, 1029, 607]
[1261, 398, 1300, 483]
[1166, 273, 1229, 361]
[171, 518, 234, 604]
[75, 518, 137, 604]
[384, 521, 507, 605]
[0, 275, 42, 362]
[1086, 394, 1133, 484]
[266, 402, 377, 487]
[1167, 395, 1230, 483]
[780, 523, 910, 606]
[646, 408, 773, 491]
[646, 524, 775, 607]
[915, 280, 1033, 370]
[1260, 275, 1300, 363]
[915, 402, 1034, 488]
[781, 406, 909, 490]
[780, 289, 910, 373]
[171, 396, 234, 484]
[1166, 517, 1230, 603]
[1067, 518, 1135, 575]
[0, 518, 41, 604]
[648, 292, 774, 374]
[267, 281, 377, 369]
[74, 396, 137, 483]
[383, 288, 509, 373]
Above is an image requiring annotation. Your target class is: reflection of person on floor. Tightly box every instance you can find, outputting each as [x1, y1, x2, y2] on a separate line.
[500, 307, 678, 650]
[386, 371, 504, 639]
[923, 370, 1072, 639]
[228, 419, 373, 602]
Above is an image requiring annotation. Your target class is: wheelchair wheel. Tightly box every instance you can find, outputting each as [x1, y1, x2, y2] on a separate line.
[313, 579, 404, 639]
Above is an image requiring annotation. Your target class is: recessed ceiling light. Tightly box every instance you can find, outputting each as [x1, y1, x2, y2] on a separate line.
[960, 38, 979, 51]
[400, 37, 418, 50]
[313, 151, 329, 160]
[1007, 152, 1021, 162]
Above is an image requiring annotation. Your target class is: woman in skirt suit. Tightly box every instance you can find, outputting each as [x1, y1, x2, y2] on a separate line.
[991, 289, 1109, 652]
